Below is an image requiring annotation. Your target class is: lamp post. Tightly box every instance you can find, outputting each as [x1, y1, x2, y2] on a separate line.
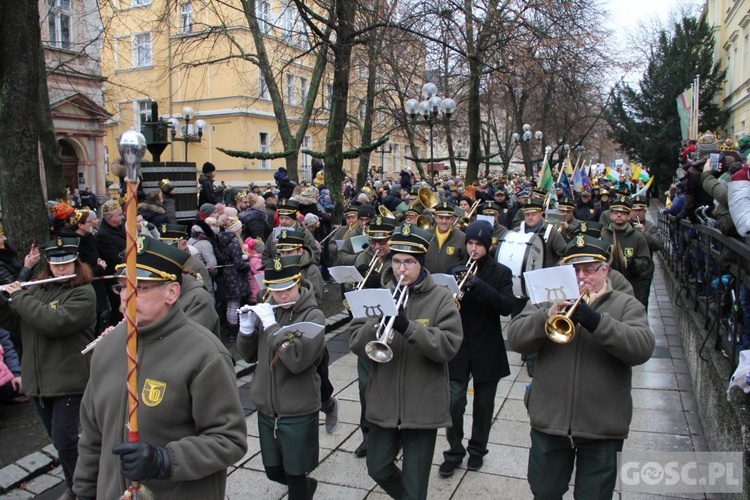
[167, 106, 206, 163]
[512, 124, 543, 175]
[404, 82, 456, 176]
[456, 139, 467, 176]
[378, 143, 392, 174]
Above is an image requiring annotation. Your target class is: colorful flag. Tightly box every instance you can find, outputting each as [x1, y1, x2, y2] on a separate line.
[538, 157, 554, 192]
[676, 88, 693, 142]
[559, 172, 572, 198]
[572, 164, 583, 192]
[605, 167, 620, 183]
[581, 169, 591, 191]
[632, 177, 654, 197]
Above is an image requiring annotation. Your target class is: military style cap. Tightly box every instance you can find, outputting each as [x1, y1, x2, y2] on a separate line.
[631, 196, 647, 210]
[367, 216, 397, 240]
[115, 236, 189, 282]
[344, 206, 360, 217]
[276, 229, 305, 250]
[610, 196, 632, 213]
[263, 255, 302, 291]
[557, 196, 575, 211]
[404, 203, 423, 216]
[571, 220, 604, 239]
[358, 204, 376, 220]
[389, 223, 433, 255]
[159, 223, 188, 241]
[44, 237, 80, 264]
[560, 234, 611, 265]
[600, 188, 610, 196]
[531, 188, 547, 200]
[277, 198, 300, 216]
[434, 201, 456, 217]
[522, 199, 544, 213]
[479, 201, 499, 216]
[517, 190, 530, 199]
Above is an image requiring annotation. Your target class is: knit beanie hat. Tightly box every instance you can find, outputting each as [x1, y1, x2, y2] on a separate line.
[223, 207, 238, 218]
[304, 213, 320, 227]
[464, 221, 493, 250]
[224, 217, 242, 234]
[199, 203, 216, 219]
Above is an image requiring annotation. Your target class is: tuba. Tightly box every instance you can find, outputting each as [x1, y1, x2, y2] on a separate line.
[414, 187, 439, 213]
[365, 276, 410, 363]
[544, 285, 590, 343]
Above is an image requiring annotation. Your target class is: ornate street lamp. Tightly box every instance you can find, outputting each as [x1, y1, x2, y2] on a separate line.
[404, 83, 456, 175]
[167, 106, 206, 163]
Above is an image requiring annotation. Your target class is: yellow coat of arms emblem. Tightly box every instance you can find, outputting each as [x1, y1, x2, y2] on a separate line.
[623, 247, 634, 258]
[141, 378, 167, 407]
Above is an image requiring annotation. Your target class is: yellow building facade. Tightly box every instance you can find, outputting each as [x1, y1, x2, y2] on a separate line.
[99, 0, 418, 189]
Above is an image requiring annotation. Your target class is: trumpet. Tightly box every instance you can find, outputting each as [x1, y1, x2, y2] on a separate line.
[452, 257, 478, 309]
[544, 283, 590, 344]
[365, 276, 410, 363]
[356, 252, 383, 291]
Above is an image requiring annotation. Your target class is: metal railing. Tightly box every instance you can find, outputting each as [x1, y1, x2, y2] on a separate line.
[658, 211, 750, 371]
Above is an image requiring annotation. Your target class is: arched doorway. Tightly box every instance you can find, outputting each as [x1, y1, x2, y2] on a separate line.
[60, 139, 79, 191]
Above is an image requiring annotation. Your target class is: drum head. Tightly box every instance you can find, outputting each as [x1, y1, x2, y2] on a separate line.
[496, 232, 545, 297]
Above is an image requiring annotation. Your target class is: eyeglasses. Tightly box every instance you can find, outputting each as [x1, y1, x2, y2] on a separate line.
[392, 259, 419, 269]
[112, 282, 167, 294]
[573, 264, 604, 276]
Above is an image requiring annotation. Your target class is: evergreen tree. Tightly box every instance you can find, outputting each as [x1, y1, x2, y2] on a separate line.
[606, 16, 726, 192]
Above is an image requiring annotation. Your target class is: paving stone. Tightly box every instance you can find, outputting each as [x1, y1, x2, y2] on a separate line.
[630, 408, 689, 434]
[488, 419, 532, 449]
[454, 472, 531, 499]
[624, 431, 694, 453]
[0, 489, 35, 499]
[48, 466, 64, 479]
[475, 443, 528, 479]
[680, 391, 698, 412]
[307, 481, 368, 499]
[632, 371, 678, 390]
[15, 452, 52, 475]
[684, 411, 704, 436]
[631, 388, 681, 410]
[496, 399, 529, 423]
[0, 465, 27, 492]
[224, 467, 287, 499]
[313, 450, 376, 490]
[41, 445, 58, 461]
[21, 474, 62, 495]
[634, 358, 674, 373]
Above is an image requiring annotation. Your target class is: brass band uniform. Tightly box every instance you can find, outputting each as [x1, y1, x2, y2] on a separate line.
[237, 256, 326, 499]
[262, 199, 321, 267]
[507, 235, 654, 498]
[349, 223, 463, 500]
[425, 202, 467, 274]
[601, 197, 651, 293]
[629, 195, 663, 309]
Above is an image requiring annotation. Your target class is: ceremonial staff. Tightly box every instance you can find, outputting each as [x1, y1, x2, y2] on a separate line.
[118, 130, 148, 499]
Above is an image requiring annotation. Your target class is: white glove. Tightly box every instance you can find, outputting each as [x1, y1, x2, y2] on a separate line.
[251, 303, 277, 329]
[238, 305, 257, 335]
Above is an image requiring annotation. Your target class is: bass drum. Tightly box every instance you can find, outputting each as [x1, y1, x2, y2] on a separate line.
[495, 231, 544, 297]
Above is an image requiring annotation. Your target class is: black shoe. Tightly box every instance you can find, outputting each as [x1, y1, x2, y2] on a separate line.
[307, 477, 318, 498]
[354, 440, 368, 457]
[467, 455, 483, 471]
[439, 460, 461, 477]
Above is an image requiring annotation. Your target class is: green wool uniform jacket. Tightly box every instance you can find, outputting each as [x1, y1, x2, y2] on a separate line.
[262, 220, 320, 267]
[424, 228, 467, 274]
[349, 270, 463, 429]
[507, 282, 654, 440]
[0, 282, 95, 397]
[178, 274, 221, 337]
[602, 223, 651, 291]
[238, 286, 326, 417]
[73, 306, 247, 500]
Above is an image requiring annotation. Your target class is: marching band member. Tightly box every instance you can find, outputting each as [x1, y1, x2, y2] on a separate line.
[629, 195, 662, 310]
[439, 221, 515, 477]
[276, 229, 325, 304]
[263, 199, 320, 266]
[601, 197, 651, 293]
[507, 235, 654, 499]
[238, 255, 325, 499]
[74, 236, 247, 499]
[515, 198, 566, 269]
[335, 204, 374, 266]
[349, 223, 463, 500]
[328, 206, 359, 265]
[425, 202, 466, 274]
[554, 196, 580, 242]
[477, 202, 510, 255]
[351, 215, 397, 457]
[0, 238, 94, 500]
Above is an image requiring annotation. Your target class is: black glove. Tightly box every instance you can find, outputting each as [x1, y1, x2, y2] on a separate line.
[364, 272, 382, 289]
[569, 301, 602, 332]
[391, 311, 409, 334]
[450, 265, 468, 279]
[356, 264, 369, 275]
[112, 442, 171, 481]
[464, 273, 479, 289]
[626, 257, 635, 271]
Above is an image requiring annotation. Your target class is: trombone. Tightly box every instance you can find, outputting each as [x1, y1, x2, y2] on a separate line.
[453, 199, 481, 228]
[365, 276, 410, 363]
[452, 257, 478, 309]
[544, 284, 590, 343]
[356, 252, 383, 290]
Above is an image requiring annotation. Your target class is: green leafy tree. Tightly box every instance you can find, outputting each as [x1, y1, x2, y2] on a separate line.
[606, 15, 726, 192]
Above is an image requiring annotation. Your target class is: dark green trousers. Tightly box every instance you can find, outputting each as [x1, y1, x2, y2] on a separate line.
[357, 356, 371, 439]
[528, 428, 623, 500]
[443, 378, 498, 463]
[367, 424, 437, 500]
[636, 275, 653, 311]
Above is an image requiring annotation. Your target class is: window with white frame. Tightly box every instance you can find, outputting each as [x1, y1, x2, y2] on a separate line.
[301, 136, 312, 181]
[132, 32, 152, 68]
[47, 0, 71, 50]
[358, 61, 367, 80]
[259, 68, 270, 99]
[358, 99, 366, 122]
[299, 76, 309, 104]
[286, 73, 296, 106]
[296, 18, 309, 50]
[259, 132, 270, 169]
[130, 0, 151, 7]
[325, 83, 333, 110]
[743, 33, 749, 82]
[280, 2, 294, 43]
[181, 3, 193, 33]
[257, 0, 270, 34]
[377, 110, 386, 125]
[392, 144, 400, 172]
[135, 100, 152, 132]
